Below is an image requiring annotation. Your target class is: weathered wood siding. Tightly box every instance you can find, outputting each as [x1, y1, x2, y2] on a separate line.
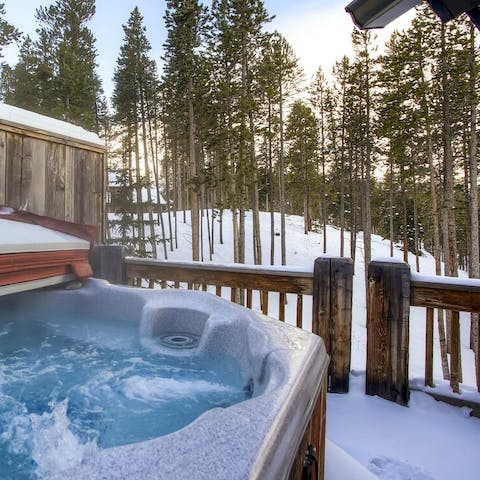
[0, 127, 105, 241]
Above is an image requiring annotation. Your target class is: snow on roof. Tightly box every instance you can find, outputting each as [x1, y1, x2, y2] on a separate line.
[0, 218, 90, 254]
[0, 103, 104, 149]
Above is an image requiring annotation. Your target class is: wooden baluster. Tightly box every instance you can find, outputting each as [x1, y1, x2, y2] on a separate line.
[261, 291, 269, 315]
[231, 288, 238, 303]
[279, 292, 286, 321]
[296, 294, 303, 329]
[246, 289, 252, 309]
[174, 281, 180, 289]
[202, 284, 207, 292]
[161, 280, 167, 289]
[425, 307, 434, 387]
[216, 286, 221, 297]
[450, 310, 461, 392]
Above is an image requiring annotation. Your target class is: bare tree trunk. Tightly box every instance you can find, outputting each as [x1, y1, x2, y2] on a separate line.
[401, 168, 408, 263]
[413, 169, 420, 273]
[206, 190, 213, 261]
[211, 189, 215, 255]
[322, 155, 327, 253]
[149, 114, 168, 260]
[340, 131, 345, 258]
[188, 77, 199, 261]
[279, 83, 286, 265]
[126, 127, 136, 242]
[139, 91, 157, 259]
[389, 159, 394, 257]
[364, 51, 372, 287]
[200, 185, 204, 262]
[172, 138, 179, 249]
[349, 148, 357, 272]
[441, 204, 452, 350]
[320, 100, 327, 253]
[268, 102, 275, 265]
[468, 24, 480, 390]
[232, 208, 239, 263]
[239, 207, 245, 264]
[161, 120, 174, 252]
[441, 24, 461, 391]
[134, 124, 145, 256]
[422, 71, 448, 379]
[249, 112, 262, 265]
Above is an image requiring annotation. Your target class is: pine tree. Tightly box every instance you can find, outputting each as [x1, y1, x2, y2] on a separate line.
[309, 67, 330, 253]
[255, 31, 302, 264]
[332, 56, 351, 258]
[285, 100, 318, 234]
[0, 3, 19, 59]
[209, 0, 271, 264]
[2, 37, 39, 107]
[351, 29, 376, 285]
[112, 7, 160, 257]
[162, 0, 208, 262]
[34, 0, 101, 129]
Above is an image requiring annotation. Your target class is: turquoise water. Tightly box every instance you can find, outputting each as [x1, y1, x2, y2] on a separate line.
[0, 306, 248, 479]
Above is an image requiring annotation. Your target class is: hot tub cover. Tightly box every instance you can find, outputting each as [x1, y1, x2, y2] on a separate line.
[0, 207, 95, 295]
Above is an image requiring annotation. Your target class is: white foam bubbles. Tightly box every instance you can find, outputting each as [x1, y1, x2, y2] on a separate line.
[120, 375, 235, 403]
[30, 399, 97, 478]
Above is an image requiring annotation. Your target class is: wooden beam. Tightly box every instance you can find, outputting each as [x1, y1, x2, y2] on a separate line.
[366, 261, 410, 406]
[125, 258, 314, 295]
[313, 257, 353, 393]
[90, 245, 127, 285]
[312, 257, 330, 338]
[411, 280, 480, 312]
[329, 257, 353, 393]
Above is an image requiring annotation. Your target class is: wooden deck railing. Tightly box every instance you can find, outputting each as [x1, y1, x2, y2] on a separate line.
[367, 260, 480, 406]
[90, 245, 353, 394]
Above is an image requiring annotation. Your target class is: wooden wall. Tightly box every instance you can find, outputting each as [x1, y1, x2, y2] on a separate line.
[0, 128, 106, 242]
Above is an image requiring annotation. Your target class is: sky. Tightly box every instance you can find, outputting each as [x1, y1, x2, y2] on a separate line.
[1, 0, 415, 98]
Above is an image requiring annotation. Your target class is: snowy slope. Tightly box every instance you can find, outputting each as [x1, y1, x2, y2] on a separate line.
[112, 210, 480, 479]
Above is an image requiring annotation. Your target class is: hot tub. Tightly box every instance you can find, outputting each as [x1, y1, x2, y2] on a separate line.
[0, 278, 328, 480]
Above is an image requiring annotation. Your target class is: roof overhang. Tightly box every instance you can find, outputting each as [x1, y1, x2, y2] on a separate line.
[346, 0, 480, 29]
[346, 0, 421, 29]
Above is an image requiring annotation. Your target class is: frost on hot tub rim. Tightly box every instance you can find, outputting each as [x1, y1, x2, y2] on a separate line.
[8, 278, 328, 480]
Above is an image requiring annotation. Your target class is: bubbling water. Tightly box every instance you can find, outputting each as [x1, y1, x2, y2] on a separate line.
[0, 307, 248, 479]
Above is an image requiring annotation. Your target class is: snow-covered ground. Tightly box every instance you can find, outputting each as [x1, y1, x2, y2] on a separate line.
[112, 210, 480, 479]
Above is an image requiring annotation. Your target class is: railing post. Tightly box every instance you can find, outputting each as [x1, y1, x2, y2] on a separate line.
[90, 245, 127, 285]
[330, 257, 353, 393]
[313, 257, 353, 393]
[366, 260, 410, 405]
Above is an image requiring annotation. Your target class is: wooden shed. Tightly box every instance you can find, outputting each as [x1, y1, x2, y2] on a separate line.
[0, 103, 106, 242]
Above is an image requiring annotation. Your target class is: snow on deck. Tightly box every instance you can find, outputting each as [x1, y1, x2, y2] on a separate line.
[0, 103, 104, 148]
